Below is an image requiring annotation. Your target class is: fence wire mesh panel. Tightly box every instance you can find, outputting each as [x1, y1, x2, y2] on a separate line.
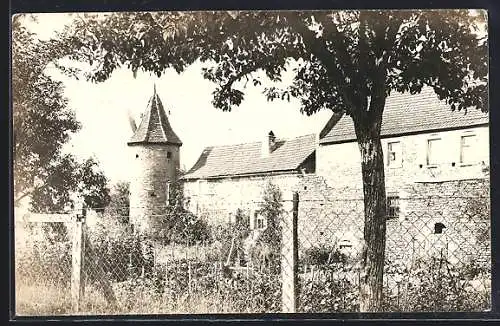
[15, 218, 74, 315]
[14, 182, 490, 315]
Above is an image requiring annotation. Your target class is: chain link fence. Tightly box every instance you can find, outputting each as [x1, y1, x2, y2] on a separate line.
[14, 181, 490, 315]
[15, 218, 74, 314]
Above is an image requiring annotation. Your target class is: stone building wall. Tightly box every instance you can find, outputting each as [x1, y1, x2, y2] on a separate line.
[183, 173, 305, 226]
[295, 175, 490, 269]
[128, 143, 180, 233]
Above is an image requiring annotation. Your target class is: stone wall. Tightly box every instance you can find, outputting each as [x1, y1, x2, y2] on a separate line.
[183, 173, 304, 225]
[295, 175, 490, 269]
[128, 143, 180, 233]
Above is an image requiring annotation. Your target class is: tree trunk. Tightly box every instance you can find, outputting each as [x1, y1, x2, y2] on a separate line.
[352, 108, 387, 312]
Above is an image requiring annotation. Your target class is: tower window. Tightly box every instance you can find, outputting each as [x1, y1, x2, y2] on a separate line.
[135, 154, 139, 158]
[167, 151, 172, 159]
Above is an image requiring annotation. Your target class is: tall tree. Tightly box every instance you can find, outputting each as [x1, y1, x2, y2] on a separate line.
[56, 10, 488, 311]
[12, 15, 111, 212]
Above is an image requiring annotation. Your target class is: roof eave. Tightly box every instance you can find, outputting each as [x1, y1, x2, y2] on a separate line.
[127, 140, 183, 146]
[319, 122, 489, 146]
[181, 168, 301, 181]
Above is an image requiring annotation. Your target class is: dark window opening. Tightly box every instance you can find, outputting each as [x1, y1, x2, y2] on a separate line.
[387, 196, 400, 219]
[254, 212, 265, 230]
[167, 151, 172, 159]
[135, 154, 139, 158]
[434, 222, 446, 234]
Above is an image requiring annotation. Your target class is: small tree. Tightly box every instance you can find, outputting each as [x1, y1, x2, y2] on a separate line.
[250, 182, 285, 272]
[105, 181, 130, 223]
[13, 16, 111, 213]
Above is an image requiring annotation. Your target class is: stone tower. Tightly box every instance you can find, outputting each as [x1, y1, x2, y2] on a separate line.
[127, 85, 182, 233]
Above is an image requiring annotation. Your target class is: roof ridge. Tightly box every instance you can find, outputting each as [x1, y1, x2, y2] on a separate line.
[199, 133, 316, 151]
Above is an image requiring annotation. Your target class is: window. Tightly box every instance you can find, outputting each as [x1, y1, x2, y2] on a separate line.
[387, 196, 400, 219]
[434, 222, 446, 234]
[166, 182, 170, 203]
[167, 151, 172, 159]
[254, 212, 266, 230]
[387, 141, 402, 167]
[427, 138, 441, 166]
[460, 134, 476, 164]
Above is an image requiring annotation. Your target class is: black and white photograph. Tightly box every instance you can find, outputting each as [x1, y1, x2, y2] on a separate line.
[12, 9, 490, 315]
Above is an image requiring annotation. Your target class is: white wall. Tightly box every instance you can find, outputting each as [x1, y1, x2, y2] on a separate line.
[317, 125, 490, 193]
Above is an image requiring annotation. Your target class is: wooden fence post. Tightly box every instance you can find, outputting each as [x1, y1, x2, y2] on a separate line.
[71, 203, 86, 312]
[281, 191, 299, 313]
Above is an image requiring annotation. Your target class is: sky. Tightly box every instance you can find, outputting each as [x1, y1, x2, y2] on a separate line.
[23, 13, 333, 183]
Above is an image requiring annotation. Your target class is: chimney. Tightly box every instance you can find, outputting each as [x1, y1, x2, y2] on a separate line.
[262, 130, 276, 157]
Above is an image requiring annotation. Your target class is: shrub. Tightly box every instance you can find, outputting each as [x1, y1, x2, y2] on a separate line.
[147, 182, 211, 246]
[248, 182, 284, 272]
[383, 257, 491, 312]
[301, 244, 348, 266]
[85, 215, 149, 282]
[207, 210, 250, 264]
[298, 263, 359, 312]
[15, 222, 72, 286]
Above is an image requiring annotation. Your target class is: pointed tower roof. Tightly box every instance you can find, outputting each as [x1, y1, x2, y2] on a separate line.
[128, 85, 183, 146]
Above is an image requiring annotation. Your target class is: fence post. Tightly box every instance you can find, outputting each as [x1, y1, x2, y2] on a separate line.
[282, 191, 298, 313]
[71, 202, 86, 312]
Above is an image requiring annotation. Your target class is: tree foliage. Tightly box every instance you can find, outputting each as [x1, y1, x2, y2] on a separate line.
[12, 15, 111, 212]
[105, 181, 131, 222]
[58, 10, 487, 114]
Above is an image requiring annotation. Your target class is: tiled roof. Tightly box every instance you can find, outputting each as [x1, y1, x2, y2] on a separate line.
[183, 134, 317, 180]
[320, 87, 489, 144]
[128, 87, 182, 146]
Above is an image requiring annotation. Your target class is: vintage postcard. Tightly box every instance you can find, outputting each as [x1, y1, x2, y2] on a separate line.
[12, 10, 489, 316]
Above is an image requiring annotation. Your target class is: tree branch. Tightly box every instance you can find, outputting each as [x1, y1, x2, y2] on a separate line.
[14, 183, 49, 206]
[286, 14, 360, 113]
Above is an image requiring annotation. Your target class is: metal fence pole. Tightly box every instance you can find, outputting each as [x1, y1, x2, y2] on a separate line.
[281, 191, 299, 313]
[71, 203, 86, 312]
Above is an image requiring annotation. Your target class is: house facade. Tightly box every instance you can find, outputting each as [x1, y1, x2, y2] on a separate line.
[299, 86, 490, 265]
[182, 132, 316, 226]
[316, 86, 489, 215]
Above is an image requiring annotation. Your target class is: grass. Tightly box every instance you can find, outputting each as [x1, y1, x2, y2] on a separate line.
[15, 281, 247, 315]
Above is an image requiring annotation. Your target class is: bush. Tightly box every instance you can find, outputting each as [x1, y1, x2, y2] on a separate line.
[147, 182, 211, 246]
[15, 222, 72, 287]
[207, 210, 250, 263]
[301, 244, 348, 266]
[85, 215, 149, 282]
[248, 182, 284, 272]
[383, 257, 491, 312]
[298, 263, 359, 312]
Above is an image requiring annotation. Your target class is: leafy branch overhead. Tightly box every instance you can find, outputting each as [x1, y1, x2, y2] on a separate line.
[59, 10, 487, 116]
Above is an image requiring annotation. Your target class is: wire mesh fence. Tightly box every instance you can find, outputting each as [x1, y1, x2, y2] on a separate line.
[15, 219, 74, 315]
[14, 182, 491, 315]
